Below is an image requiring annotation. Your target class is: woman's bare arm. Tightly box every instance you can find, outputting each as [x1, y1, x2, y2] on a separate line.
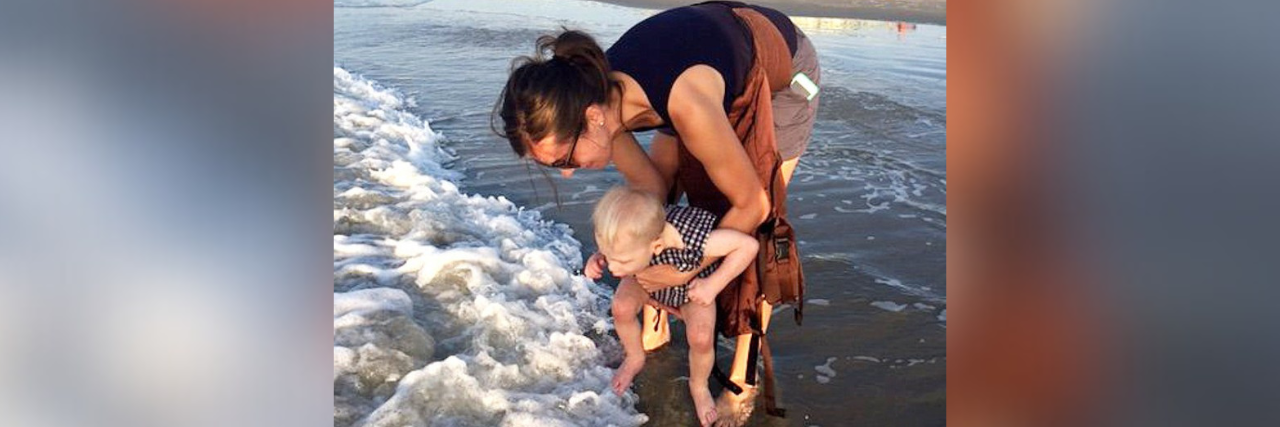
[611, 131, 667, 200]
[648, 131, 681, 195]
[668, 65, 770, 235]
[635, 66, 770, 292]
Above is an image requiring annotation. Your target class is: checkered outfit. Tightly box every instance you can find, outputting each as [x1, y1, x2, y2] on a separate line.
[649, 205, 722, 308]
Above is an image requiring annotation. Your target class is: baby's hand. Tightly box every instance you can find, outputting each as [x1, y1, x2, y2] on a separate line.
[686, 277, 720, 306]
[584, 252, 607, 280]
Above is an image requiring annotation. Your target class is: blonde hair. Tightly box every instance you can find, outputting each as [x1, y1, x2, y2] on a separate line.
[592, 186, 665, 251]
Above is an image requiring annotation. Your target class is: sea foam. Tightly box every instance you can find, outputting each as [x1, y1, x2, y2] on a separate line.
[333, 66, 645, 427]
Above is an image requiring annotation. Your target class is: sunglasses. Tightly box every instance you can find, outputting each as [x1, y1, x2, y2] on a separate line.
[546, 133, 580, 169]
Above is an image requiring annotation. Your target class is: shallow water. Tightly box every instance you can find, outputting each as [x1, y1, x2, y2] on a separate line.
[335, 0, 945, 425]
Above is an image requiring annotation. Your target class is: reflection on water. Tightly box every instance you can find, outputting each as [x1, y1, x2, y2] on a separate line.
[791, 15, 918, 37]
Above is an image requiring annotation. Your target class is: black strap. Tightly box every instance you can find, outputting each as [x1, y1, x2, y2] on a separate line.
[711, 364, 743, 395]
[745, 324, 761, 387]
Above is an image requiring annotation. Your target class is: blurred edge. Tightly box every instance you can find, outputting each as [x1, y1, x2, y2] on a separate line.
[949, 0, 1113, 426]
[0, 1, 333, 427]
[953, 0, 1280, 425]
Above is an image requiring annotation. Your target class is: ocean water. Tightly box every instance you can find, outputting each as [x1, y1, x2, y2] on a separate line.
[335, 0, 945, 425]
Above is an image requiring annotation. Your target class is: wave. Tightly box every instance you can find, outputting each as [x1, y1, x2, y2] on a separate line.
[333, 66, 645, 427]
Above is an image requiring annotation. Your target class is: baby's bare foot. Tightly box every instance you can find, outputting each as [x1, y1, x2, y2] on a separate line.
[691, 386, 718, 426]
[610, 355, 645, 395]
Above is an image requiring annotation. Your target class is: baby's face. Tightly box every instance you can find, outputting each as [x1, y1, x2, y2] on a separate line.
[599, 240, 653, 277]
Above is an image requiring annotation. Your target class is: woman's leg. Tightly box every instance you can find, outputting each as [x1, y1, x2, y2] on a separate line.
[725, 299, 773, 381]
[781, 157, 800, 187]
[641, 305, 670, 352]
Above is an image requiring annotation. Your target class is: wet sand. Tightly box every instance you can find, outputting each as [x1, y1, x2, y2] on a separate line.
[593, 0, 946, 25]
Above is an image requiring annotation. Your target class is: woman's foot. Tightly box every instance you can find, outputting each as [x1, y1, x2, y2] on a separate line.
[712, 383, 757, 427]
[610, 355, 645, 395]
[691, 386, 719, 426]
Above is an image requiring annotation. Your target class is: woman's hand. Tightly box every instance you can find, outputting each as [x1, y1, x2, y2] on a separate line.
[635, 264, 698, 292]
[584, 252, 607, 280]
[686, 277, 722, 306]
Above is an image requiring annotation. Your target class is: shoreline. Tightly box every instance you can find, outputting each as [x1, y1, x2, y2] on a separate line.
[590, 0, 946, 25]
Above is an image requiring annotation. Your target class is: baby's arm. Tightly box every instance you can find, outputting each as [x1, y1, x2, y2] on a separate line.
[685, 229, 759, 305]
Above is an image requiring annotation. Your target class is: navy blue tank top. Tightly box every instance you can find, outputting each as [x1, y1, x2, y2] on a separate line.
[606, 2, 798, 133]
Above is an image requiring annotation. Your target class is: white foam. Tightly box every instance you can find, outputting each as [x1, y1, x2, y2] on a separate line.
[913, 303, 936, 311]
[815, 375, 830, 384]
[334, 67, 645, 426]
[799, 213, 817, 220]
[870, 301, 907, 312]
[937, 309, 946, 322]
[814, 357, 838, 377]
[853, 356, 881, 363]
[856, 201, 891, 214]
[569, 184, 602, 200]
[806, 299, 830, 306]
[873, 277, 943, 302]
[853, 167, 946, 217]
[334, 287, 413, 318]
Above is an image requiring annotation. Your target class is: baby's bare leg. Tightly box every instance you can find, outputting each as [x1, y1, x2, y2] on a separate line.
[610, 277, 648, 395]
[682, 301, 719, 426]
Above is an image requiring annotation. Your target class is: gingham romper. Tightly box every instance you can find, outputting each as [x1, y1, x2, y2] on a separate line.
[649, 205, 722, 308]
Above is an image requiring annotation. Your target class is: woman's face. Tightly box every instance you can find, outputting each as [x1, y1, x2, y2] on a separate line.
[528, 108, 613, 175]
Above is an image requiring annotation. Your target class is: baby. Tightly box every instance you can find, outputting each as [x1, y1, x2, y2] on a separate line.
[586, 186, 758, 426]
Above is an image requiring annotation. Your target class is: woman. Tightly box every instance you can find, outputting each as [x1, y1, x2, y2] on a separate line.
[494, 2, 819, 425]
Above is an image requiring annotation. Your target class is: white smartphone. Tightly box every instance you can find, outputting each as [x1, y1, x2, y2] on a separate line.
[790, 72, 819, 101]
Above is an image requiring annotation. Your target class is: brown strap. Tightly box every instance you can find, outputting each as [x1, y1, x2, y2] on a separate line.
[761, 336, 785, 417]
[796, 297, 804, 325]
[731, 8, 793, 93]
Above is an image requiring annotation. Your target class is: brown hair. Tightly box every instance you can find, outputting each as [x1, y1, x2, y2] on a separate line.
[492, 29, 619, 159]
